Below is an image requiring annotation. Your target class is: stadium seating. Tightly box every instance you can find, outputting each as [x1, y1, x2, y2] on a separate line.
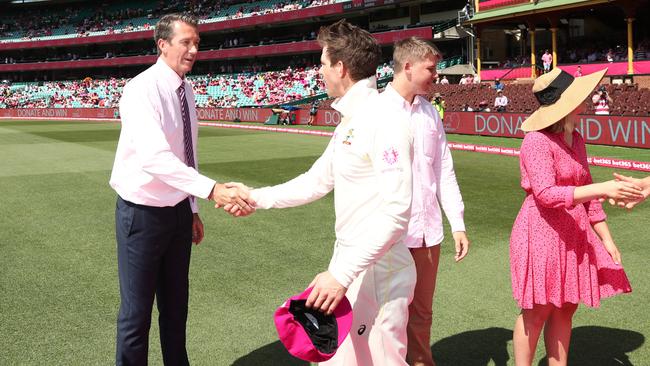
[0, 0, 344, 43]
[429, 82, 650, 116]
[0, 62, 399, 109]
[3, 59, 649, 115]
[190, 65, 325, 107]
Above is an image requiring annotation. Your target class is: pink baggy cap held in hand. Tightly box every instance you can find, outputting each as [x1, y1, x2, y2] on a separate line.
[274, 287, 353, 362]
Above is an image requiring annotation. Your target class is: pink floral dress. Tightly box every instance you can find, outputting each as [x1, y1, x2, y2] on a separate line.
[510, 130, 631, 309]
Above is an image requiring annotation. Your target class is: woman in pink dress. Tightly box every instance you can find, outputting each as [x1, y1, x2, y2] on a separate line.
[510, 67, 642, 366]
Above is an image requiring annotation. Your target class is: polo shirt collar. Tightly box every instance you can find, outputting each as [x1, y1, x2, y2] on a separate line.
[383, 82, 421, 111]
[332, 76, 377, 119]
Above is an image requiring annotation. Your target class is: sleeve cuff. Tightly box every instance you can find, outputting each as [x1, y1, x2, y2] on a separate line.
[250, 188, 273, 209]
[327, 263, 353, 289]
[588, 200, 607, 223]
[564, 186, 576, 208]
[450, 221, 466, 233]
[447, 214, 465, 233]
[589, 211, 607, 224]
[196, 176, 217, 200]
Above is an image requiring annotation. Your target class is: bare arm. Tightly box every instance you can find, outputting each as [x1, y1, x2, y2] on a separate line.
[592, 220, 621, 265]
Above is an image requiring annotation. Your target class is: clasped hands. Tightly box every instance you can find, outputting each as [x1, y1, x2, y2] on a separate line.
[211, 182, 256, 216]
[601, 173, 650, 209]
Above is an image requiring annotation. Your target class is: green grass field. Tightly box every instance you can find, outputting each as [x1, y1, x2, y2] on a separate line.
[1, 120, 649, 365]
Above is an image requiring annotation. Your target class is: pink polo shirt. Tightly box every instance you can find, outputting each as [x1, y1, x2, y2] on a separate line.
[381, 84, 465, 248]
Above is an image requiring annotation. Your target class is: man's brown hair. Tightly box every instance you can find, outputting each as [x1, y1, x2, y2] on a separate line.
[317, 20, 381, 82]
[154, 13, 199, 55]
[393, 37, 442, 74]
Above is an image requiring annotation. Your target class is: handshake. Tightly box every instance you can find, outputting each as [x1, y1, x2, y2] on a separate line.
[210, 182, 257, 217]
[601, 173, 650, 209]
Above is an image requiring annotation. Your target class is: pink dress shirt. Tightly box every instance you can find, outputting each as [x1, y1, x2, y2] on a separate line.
[110, 58, 216, 213]
[381, 84, 465, 248]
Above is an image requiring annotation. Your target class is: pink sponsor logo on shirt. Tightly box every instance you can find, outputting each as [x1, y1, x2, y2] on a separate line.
[383, 147, 399, 165]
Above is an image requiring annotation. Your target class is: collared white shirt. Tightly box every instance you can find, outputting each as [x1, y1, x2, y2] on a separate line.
[110, 58, 216, 213]
[380, 84, 465, 248]
[251, 77, 414, 288]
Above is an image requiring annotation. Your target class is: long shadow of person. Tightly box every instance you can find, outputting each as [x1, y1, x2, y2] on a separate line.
[430, 327, 512, 366]
[231, 340, 309, 366]
[537, 326, 644, 366]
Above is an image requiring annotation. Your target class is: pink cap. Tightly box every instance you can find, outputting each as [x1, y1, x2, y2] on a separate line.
[274, 287, 353, 362]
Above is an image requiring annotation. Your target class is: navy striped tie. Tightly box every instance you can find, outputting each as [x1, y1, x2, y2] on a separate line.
[177, 82, 196, 169]
[177, 82, 196, 203]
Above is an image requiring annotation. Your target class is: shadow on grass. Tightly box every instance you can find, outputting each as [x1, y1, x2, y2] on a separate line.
[429, 325, 643, 365]
[231, 340, 309, 366]
[431, 327, 512, 366]
[537, 326, 644, 366]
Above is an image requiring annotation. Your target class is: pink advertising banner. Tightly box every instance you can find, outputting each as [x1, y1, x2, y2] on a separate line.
[196, 108, 273, 122]
[2, 108, 648, 149]
[442, 111, 650, 149]
[0, 108, 118, 119]
[306, 109, 649, 148]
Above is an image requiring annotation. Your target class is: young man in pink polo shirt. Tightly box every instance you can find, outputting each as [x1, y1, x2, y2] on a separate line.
[381, 37, 470, 366]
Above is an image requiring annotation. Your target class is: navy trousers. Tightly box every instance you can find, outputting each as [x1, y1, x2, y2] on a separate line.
[115, 196, 193, 366]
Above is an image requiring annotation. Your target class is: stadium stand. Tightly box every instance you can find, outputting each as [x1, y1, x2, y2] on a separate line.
[0, 0, 342, 43]
[2, 0, 649, 118]
[5, 58, 649, 116]
[0, 61, 400, 108]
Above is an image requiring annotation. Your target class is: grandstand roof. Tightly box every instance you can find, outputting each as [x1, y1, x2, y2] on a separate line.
[468, 0, 615, 24]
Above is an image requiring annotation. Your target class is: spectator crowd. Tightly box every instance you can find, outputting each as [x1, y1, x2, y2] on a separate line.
[0, 61, 397, 109]
[0, 0, 339, 43]
[192, 65, 324, 107]
[4, 61, 649, 117]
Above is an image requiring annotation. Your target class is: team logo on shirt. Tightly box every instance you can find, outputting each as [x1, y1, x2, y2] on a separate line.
[383, 147, 399, 165]
[342, 129, 354, 145]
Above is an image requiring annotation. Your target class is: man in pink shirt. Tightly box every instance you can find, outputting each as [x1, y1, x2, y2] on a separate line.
[574, 65, 583, 77]
[542, 49, 553, 73]
[384, 37, 470, 366]
[110, 14, 252, 365]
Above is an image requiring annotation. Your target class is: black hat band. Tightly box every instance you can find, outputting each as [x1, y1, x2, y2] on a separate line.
[534, 70, 574, 106]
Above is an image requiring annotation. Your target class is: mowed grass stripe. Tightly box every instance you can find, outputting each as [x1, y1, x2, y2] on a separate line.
[0, 121, 648, 365]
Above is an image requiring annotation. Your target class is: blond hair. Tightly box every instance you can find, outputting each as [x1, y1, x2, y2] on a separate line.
[393, 37, 442, 73]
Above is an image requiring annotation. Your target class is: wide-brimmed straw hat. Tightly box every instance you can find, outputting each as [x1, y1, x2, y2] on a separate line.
[521, 67, 607, 131]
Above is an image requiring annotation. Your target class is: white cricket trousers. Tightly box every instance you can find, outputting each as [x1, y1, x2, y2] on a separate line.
[321, 241, 417, 366]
